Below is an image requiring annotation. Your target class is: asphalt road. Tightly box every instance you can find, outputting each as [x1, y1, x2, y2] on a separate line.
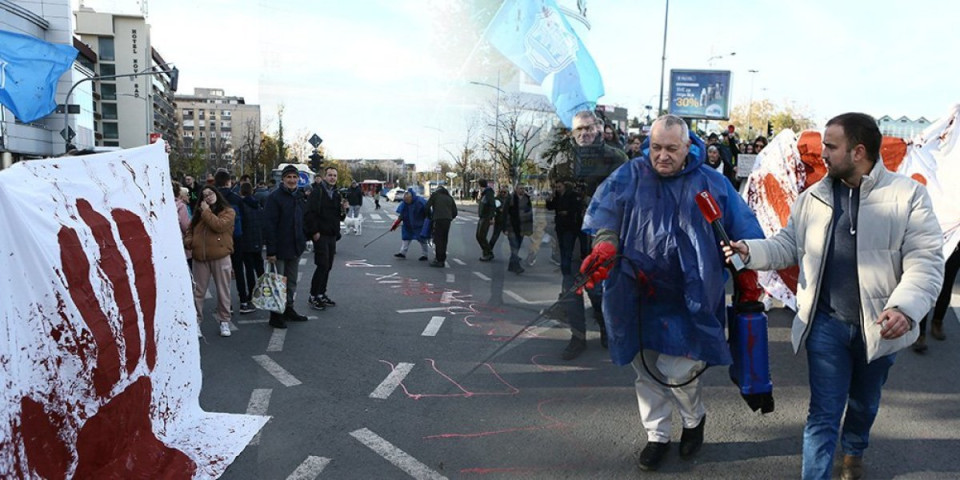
[197, 198, 960, 480]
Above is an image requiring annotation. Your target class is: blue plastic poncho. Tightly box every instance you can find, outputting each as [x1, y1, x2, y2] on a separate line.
[583, 132, 764, 367]
[395, 188, 430, 241]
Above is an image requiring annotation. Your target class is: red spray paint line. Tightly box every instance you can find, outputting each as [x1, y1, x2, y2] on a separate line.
[76, 200, 141, 375]
[112, 208, 157, 370]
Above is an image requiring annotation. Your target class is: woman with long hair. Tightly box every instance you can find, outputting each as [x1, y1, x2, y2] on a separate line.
[184, 185, 236, 337]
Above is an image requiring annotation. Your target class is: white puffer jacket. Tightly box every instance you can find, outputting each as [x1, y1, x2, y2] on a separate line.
[744, 161, 944, 362]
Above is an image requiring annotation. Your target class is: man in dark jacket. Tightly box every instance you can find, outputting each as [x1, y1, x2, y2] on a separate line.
[303, 166, 345, 311]
[475, 179, 497, 261]
[346, 181, 364, 218]
[506, 185, 534, 274]
[215, 169, 247, 317]
[426, 185, 458, 267]
[264, 165, 309, 328]
[237, 182, 265, 314]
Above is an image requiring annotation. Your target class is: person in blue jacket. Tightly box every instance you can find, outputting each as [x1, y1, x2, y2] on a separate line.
[392, 188, 431, 261]
[581, 114, 764, 471]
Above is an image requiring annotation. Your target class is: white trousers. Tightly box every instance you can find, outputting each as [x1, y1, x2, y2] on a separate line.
[400, 239, 429, 255]
[631, 349, 706, 443]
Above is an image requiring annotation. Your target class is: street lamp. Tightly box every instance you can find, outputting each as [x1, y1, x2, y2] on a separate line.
[707, 51, 736, 67]
[746, 69, 759, 137]
[657, 0, 670, 117]
[469, 72, 504, 184]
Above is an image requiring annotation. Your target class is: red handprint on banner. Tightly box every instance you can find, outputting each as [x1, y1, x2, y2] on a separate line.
[12, 199, 196, 479]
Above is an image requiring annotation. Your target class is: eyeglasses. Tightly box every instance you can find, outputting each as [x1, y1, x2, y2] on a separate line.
[573, 126, 595, 133]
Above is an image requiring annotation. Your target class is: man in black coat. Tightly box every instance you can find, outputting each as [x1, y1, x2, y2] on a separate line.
[475, 179, 497, 261]
[426, 185, 458, 267]
[345, 181, 364, 218]
[264, 165, 309, 328]
[303, 166, 346, 311]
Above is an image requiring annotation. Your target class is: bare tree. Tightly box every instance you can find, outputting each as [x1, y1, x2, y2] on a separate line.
[445, 119, 479, 198]
[482, 94, 546, 188]
[237, 118, 263, 181]
[288, 129, 314, 164]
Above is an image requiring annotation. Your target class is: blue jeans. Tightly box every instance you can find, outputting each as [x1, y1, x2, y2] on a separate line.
[802, 311, 896, 480]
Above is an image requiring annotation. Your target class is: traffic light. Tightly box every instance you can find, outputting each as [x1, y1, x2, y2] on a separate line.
[766, 121, 773, 137]
[308, 151, 323, 173]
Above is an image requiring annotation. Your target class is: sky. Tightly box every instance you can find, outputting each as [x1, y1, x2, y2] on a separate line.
[78, 0, 960, 170]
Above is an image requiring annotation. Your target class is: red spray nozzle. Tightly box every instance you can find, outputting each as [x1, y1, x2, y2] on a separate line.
[695, 190, 722, 223]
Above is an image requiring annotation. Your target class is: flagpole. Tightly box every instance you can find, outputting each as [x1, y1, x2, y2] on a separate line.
[657, 0, 670, 117]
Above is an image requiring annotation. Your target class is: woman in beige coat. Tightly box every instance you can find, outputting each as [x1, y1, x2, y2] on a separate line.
[184, 185, 236, 337]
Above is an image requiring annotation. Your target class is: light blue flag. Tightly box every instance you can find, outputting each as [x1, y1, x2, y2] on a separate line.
[486, 0, 604, 127]
[0, 30, 78, 123]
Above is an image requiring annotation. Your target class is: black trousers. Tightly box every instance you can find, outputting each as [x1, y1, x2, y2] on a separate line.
[310, 235, 337, 297]
[919, 244, 960, 333]
[238, 251, 264, 302]
[476, 217, 493, 257]
[433, 219, 452, 262]
[231, 250, 245, 302]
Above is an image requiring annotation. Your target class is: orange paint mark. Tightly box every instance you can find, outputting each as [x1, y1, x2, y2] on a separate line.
[911, 173, 927, 185]
[797, 131, 825, 188]
[881, 136, 907, 172]
[762, 174, 792, 228]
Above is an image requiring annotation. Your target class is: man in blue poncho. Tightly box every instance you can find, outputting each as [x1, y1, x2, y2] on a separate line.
[391, 188, 431, 261]
[581, 115, 764, 471]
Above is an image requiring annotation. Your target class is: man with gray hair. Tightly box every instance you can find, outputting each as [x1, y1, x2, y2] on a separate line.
[581, 114, 764, 470]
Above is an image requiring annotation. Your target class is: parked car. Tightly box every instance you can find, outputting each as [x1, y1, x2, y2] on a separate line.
[386, 187, 406, 202]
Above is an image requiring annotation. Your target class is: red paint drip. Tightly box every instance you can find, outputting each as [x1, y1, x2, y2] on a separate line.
[77, 199, 141, 376]
[74, 376, 197, 479]
[112, 208, 157, 370]
[746, 319, 757, 381]
[380, 359, 520, 400]
[59, 226, 120, 399]
[424, 399, 569, 440]
[18, 397, 69, 480]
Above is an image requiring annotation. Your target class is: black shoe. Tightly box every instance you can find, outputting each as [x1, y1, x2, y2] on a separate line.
[284, 306, 308, 322]
[239, 301, 256, 314]
[418, 255, 428, 261]
[479, 254, 494, 262]
[638, 441, 670, 471]
[318, 294, 336, 307]
[560, 337, 586, 360]
[679, 415, 705, 458]
[308, 296, 326, 311]
[429, 261, 444, 268]
[394, 252, 406, 258]
[599, 326, 608, 349]
[269, 312, 287, 329]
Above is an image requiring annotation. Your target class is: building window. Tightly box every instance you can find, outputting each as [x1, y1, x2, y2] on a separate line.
[100, 63, 115, 77]
[103, 122, 119, 139]
[98, 37, 115, 61]
[102, 103, 118, 120]
[101, 83, 116, 100]
[104, 141, 120, 147]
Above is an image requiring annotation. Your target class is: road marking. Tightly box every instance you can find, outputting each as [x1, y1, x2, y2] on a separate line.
[237, 318, 269, 324]
[446, 273, 454, 283]
[349, 428, 447, 480]
[246, 388, 272, 446]
[451, 258, 466, 265]
[473, 271, 491, 281]
[440, 291, 456, 304]
[286, 456, 331, 480]
[370, 362, 414, 399]
[421, 316, 445, 336]
[370, 213, 382, 220]
[380, 280, 403, 284]
[253, 354, 302, 387]
[346, 259, 391, 268]
[396, 306, 450, 313]
[297, 272, 302, 283]
[205, 288, 212, 299]
[299, 258, 307, 266]
[504, 290, 553, 305]
[267, 328, 287, 352]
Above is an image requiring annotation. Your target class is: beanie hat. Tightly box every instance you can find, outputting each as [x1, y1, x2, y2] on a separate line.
[281, 165, 299, 178]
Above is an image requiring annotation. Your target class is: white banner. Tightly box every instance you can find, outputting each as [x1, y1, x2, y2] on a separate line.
[0, 142, 266, 479]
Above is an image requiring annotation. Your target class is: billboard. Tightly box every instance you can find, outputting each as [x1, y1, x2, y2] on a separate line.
[668, 69, 732, 120]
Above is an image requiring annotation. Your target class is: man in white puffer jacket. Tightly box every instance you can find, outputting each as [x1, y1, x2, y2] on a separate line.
[726, 112, 944, 480]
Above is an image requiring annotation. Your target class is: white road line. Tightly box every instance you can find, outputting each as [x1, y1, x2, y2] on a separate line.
[299, 258, 307, 266]
[349, 428, 447, 480]
[205, 288, 212, 299]
[267, 328, 287, 352]
[253, 354, 302, 387]
[286, 456, 331, 480]
[246, 388, 272, 446]
[370, 213, 382, 220]
[229, 320, 239, 332]
[451, 258, 466, 265]
[421, 316, 445, 337]
[380, 280, 403, 284]
[237, 318, 269, 324]
[396, 307, 450, 313]
[440, 291, 456, 304]
[504, 290, 554, 305]
[445, 273, 454, 283]
[297, 272, 302, 283]
[369, 362, 414, 399]
[473, 271, 491, 281]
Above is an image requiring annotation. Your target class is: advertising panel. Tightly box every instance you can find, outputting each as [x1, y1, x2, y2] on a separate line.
[668, 69, 732, 120]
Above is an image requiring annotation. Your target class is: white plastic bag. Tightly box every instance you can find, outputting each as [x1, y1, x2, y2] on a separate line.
[251, 263, 286, 314]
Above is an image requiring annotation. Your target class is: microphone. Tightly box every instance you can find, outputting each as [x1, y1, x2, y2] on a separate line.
[695, 190, 745, 271]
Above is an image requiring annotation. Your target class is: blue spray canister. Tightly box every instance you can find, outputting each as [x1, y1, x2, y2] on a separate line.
[728, 301, 774, 413]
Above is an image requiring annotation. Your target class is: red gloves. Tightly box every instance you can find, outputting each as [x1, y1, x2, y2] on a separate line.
[579, 242, 617, 291]
[390, 218, 402, 231]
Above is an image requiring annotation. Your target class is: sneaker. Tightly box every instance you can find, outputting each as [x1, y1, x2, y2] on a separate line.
[394, 252, 406, 258]
[219, 322, 232, 337]
[308, 295, 326, 311]
[418, 255, 428, 261]
[638, 441, 670, 471]
[679, 415, 705, 458]
[239, 302, 256, 314]
[318, 294, 336, 307]
[478, 254, 494, 262]
[269, 312, 287, 329]
[429, 260, 445, 268]
[284, 306, 308, 322]
[560, 337, 586, 360]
